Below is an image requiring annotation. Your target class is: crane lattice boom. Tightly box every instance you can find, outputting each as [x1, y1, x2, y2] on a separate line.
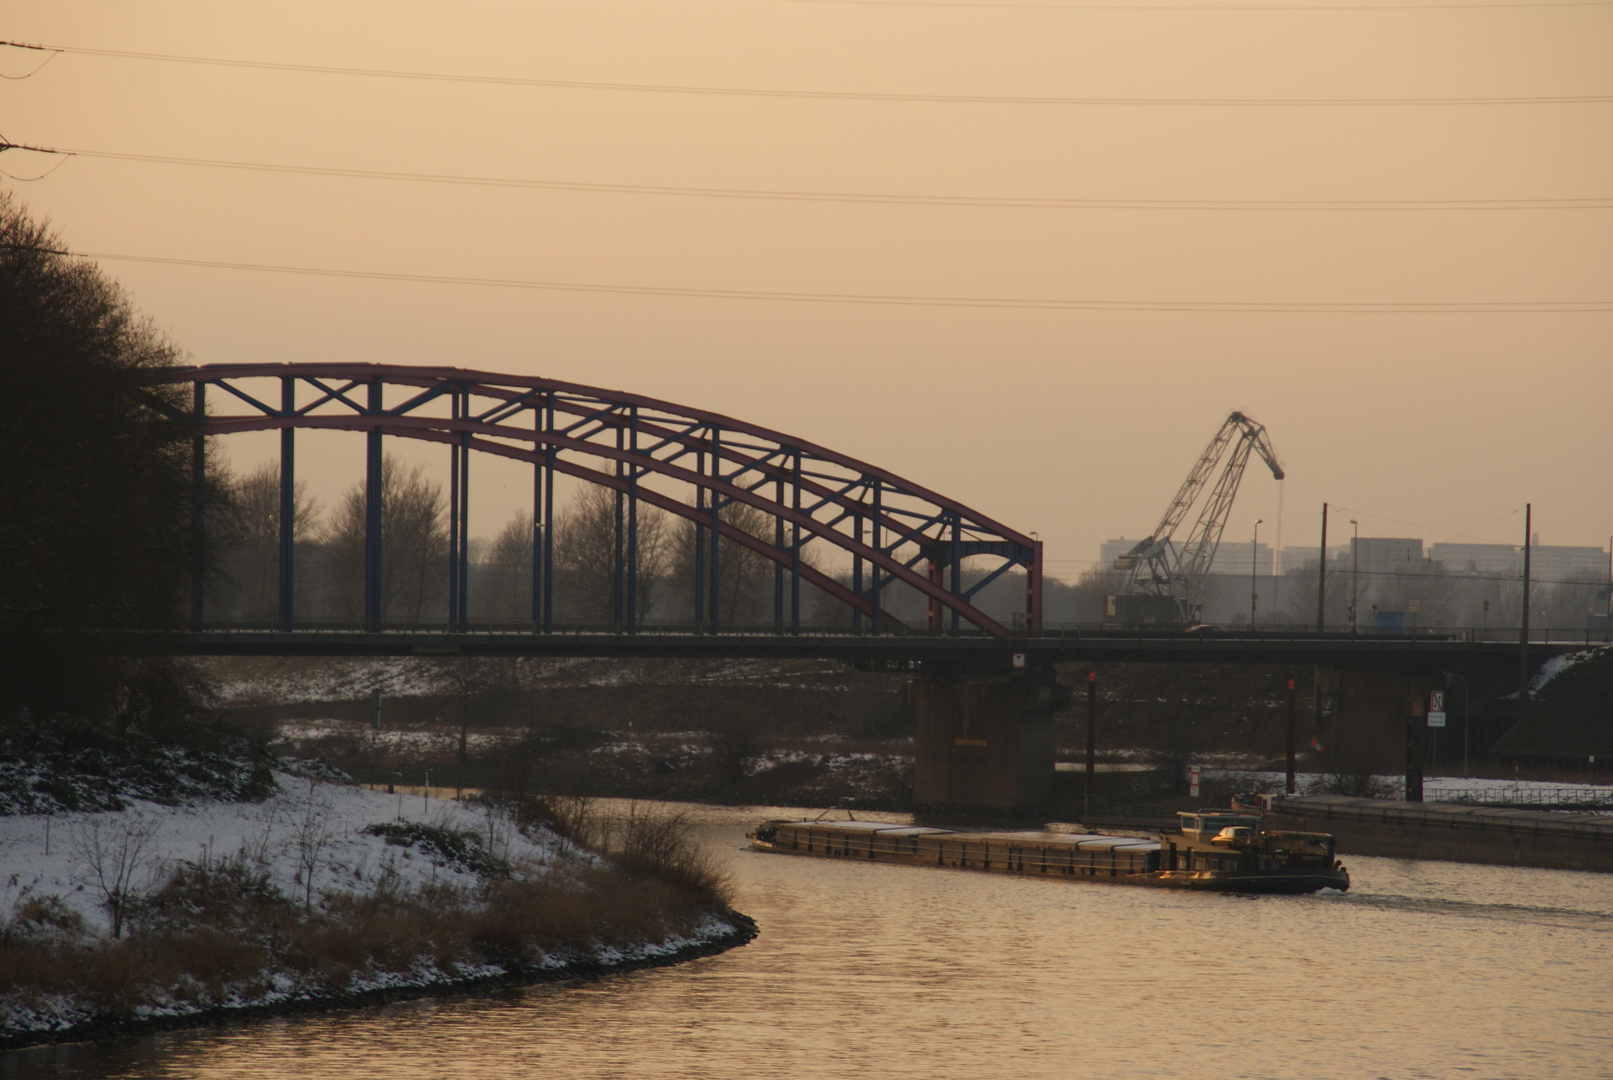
[1111, 411, 1283, 622]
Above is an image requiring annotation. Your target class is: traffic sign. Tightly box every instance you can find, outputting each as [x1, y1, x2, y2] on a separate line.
[1430, 690, 1444, 712]
[1427, 711, 1447, 728]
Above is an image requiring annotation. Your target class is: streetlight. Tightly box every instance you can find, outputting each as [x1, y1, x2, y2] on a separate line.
[1251, 519, 1263, 629]
[1349, 519, 1360, 634]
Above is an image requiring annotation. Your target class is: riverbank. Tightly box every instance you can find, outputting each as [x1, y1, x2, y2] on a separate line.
[0, 775, 753, 1050]
[0, 909, 757, 1052]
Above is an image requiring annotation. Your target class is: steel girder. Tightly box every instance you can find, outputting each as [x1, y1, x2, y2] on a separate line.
[154, 363, 1042, 639]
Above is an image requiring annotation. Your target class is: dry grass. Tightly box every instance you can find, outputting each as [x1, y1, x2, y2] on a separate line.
[513, 795, 730, 911]
[1, 807, 734, 1021]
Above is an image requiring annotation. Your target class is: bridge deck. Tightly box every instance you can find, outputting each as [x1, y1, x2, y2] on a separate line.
[122, 628, 1591, 671]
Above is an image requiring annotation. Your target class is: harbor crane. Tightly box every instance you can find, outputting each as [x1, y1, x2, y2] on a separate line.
[1109, 411, 1284, 625]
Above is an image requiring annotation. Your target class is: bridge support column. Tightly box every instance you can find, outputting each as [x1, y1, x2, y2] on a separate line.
[278, 376, 296, 630]
[363, 379, 383, 632]
[190, 381, 206, 628]
[1325, 669, 1437, 790]
[909, 677, 1063, 809]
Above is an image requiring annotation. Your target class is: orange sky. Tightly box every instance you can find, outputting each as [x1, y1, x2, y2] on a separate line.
[5, 0, 1610, 576]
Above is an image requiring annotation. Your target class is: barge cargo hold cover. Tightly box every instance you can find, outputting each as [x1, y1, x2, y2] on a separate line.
[752, 812, 1349, 895]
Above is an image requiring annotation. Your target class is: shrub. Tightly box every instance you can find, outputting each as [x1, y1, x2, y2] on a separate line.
[361, 821, 510, 879]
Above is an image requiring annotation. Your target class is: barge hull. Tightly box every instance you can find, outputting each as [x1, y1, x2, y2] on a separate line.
[753, 820, 1348, 895]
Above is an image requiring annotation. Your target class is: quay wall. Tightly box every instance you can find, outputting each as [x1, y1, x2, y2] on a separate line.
[1264, 795, 1613, 872]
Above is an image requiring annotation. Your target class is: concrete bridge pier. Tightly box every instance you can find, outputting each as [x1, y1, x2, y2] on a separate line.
[1319, 668, 1437, 799]
[909, 676, 1068, 809]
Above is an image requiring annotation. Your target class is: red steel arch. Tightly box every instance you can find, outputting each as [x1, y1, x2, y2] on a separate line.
[156, 363, 1042, 639]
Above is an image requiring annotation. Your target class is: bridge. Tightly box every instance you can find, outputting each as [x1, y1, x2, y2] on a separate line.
[150, 363, 1590, 809]
[159, 362, 1040, 640]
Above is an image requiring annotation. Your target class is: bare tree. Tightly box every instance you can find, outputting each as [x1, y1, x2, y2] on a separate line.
[324, 454, 448, 624]
[1059, 566, 1122, 625]
[478, 510, 534, 621]
[667, 499, 776, 625]
[215, 461, 319, 622]
[291, 782, 341, 911]
[72, 812, 161, 939]
[1280, 565, 1346, 627]
[709, 704, 766, 785]
[1540, 573, 1607, 631]
[554, 483, 671, 623]
[444, 656, 520, 765]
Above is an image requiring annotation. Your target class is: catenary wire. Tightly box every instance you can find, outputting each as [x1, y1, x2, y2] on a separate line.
[2, 41, 1609, 105]
[3, 143, 1608, 210]
[55, 250, 1613, 312]
[771, 0, 1613, 10]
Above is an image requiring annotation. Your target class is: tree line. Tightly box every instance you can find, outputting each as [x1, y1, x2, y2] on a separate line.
[205, 458, 848, 627]
[1, 193, 200, 728]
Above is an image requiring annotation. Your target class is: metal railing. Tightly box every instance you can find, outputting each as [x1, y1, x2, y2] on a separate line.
[1431, 786, 1613, 811]
[183, 618, 1609, 645]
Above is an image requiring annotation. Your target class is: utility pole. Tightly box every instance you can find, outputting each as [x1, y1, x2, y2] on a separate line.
[1251, 519, 1262, 629]
[1519, 503, 1531, 699]
[1085, 672, 1097, 821]
[1316, 503, 1328, 633]
[1313, 504, 1329, 738]
[1405, 696, 1425, 804]
[1350, 519, 1359, 634]
[1285, 676, 1297, 795]
[1446, 671, 1471, 779]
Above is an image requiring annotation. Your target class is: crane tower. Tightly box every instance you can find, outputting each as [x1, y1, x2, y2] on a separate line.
[1108, 411, 1284, 625]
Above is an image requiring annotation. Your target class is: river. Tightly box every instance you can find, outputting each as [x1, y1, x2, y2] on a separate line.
[8, 802, 1613, 1079]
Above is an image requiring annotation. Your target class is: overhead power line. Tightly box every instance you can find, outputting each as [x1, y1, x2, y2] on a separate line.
[2, 41, 1609, 105]
[63, 249, 1613, 312]
[773, 0, 1613, 9]
[4, 143, 1609, 210]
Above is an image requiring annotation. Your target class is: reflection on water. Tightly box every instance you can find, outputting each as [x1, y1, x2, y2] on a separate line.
[8, 802, 1613, 1080]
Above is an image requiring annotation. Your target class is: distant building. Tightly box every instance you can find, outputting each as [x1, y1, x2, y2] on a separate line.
[1532, 545, 1609, 582]
[1429, 538, 1608, 582]
[1429, 542, 1520, 576]
[1110, 532, 1607, 585]
[1207, 542, 1273, 577]
[1280, 546, 1349, 574]
[1351, 537, 1425, 577]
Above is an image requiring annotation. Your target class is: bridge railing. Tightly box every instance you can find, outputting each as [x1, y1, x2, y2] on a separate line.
[177, 618, 1608, 647]
[1035, 622, 1610, 646]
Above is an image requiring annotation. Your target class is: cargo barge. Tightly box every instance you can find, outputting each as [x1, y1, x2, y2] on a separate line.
[751, 808, 1349, 894]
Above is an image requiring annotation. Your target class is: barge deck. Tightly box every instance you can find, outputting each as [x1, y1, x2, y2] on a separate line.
[752, 810, 1349, 894]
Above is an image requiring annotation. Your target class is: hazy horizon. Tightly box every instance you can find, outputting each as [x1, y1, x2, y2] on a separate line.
[5, 0, 1609, 576]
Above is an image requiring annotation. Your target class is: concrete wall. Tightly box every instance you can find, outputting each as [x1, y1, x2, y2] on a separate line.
[1266, 796, 1613, 872]
[909, 679, 1055, 809]
[1320, 668, 1436, 775]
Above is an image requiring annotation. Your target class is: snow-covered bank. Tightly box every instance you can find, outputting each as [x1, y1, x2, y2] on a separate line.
[0, 775, 754, 1048]
[1199, 768, 1613, 809]
[207, 655, 855, 707]
[1, 774, 580, 935]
